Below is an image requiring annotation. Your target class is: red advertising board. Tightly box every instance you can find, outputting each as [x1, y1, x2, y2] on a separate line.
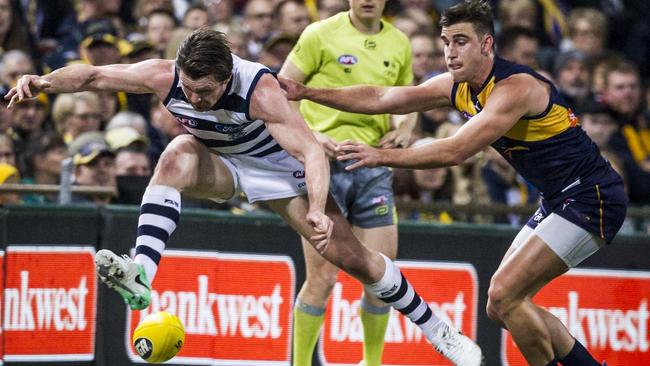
[0, 250, 4, 365]
[502, 268, 650, 365]
[321, 261, 478, 366]
[126, 250, 295, 365]
[3, 246, 97, 362]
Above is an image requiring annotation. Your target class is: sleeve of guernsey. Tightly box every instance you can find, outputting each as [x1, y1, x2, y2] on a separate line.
[396, 33, 414, 86]
[286, 22, 323, 76]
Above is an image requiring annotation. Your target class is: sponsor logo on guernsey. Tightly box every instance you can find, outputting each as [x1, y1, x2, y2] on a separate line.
[338, 55, 358, 66]
[176, 116, 197, 127]
[293, 170, 305, 179]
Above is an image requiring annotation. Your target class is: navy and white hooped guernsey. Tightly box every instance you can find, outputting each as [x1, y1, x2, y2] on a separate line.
[162, 54, 282, 158]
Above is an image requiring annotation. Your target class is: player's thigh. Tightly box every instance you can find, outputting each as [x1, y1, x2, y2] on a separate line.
[352, 224, 397, 260]
[491, 235, 568, 305]
[266, 194, 368, 267]
[497, 224, 535, 271]
[154, 135, 235, 200]
[185, 151, 235, 200]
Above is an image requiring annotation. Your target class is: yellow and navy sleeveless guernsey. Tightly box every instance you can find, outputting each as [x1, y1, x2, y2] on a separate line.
[287, 12, 413, 146]
[452, 57, 627, 242]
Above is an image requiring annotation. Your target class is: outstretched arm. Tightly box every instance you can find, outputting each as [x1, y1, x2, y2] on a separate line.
[337, 74, 539, 170]
[250, 73, 333, 249]
[5, 59, 175, 108]
[279, 72, 454, 115]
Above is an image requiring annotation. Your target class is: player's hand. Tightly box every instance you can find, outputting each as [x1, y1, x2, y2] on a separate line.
[278, 76, 305, 101]
[5, 75, 51, 109]
[378, 130, 410, 149]
[336, 140, 382, 171]
[306, 210, 333, 254]
[313, 131, 338, 159]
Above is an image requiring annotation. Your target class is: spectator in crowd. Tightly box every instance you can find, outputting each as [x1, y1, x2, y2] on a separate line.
[257, 34, 297, 72]
[124, 34, 158, 63]
[497, 0, 537, 31]
[149, 95, 185, 143]
[20, 131, 67, 204]
[410, 32, 438, 85]
[0, 0, 38, 57]
[0, 162, 21, 205]
[275, 0, 311, 39]
[243, 0, 275, 59]
[601, 61, 650, 204]
[146, 9, 177, 57]
[0, 133, 17, 167]
[554, 50, 591, 114]
[106, 125, 149, 153]
[316, 0, 347, 20]
[589, 51, 625, 96]
[183, 4, 210, 30]
[78, 22, 123, 66]
[115, 148, 151, 177]
[226, 31, 251, 59]
[106, 111, 148, 136]
[68, 132, 116, 205]
[8, 93, 50, 154]
[1, 50, 36, 87]
[208, 0, 244, 35]
[409, 137, 453, 220]
[562, 7, 608, 57]
[133, 0, 174, 28]
[391, 15, 418, 37]
[481, 147, 528, 225]
[579, 100, 625, 180]
[0, 84, 11, 129]
[52, 91, 103, 144]
[497, 26, 540, 69]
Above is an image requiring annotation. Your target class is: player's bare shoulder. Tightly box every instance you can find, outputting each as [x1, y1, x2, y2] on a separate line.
[249, 73, 283, 121]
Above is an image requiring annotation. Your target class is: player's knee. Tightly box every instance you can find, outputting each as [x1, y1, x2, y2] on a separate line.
[486, 299, 503, 325]
[334, 255, 373, 283]
[487, 278, 515, 318]
[155, 137, 199, 181]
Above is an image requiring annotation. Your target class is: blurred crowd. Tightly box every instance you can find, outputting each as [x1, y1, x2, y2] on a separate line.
[0, 0, 649, 231]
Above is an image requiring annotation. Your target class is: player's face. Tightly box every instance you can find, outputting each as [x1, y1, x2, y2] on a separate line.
[179, 72, 231, 112]
[441, 22, 488, 83]
[349, 0, 386, 22]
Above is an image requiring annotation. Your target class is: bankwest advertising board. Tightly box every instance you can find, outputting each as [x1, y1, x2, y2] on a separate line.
[3, 246, 97, 362]
[502, 268, 650, 365]
[126, 250, 295, 365]
[321, 261, 478, 366]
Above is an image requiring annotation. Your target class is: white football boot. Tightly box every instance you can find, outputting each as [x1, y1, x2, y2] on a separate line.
[431, 322, 484, 366]
[95, 249, 151, 310]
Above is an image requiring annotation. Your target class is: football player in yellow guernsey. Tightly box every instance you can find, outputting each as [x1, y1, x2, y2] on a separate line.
[280, 1, 626, 366]
[279, 0, 418, 364]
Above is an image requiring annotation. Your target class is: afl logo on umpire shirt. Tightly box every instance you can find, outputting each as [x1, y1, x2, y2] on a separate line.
[338, 55, 358, 65]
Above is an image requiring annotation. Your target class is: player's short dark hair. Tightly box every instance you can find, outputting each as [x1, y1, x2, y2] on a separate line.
[440, 0, 495, 37]
[175, 28, 233, 82]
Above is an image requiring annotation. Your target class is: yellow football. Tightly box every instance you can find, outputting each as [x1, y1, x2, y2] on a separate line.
[132, 311, 185, 363]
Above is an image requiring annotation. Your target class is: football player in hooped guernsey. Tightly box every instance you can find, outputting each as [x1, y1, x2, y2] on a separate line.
[279, 1, 627, 366]
[5, 28, 482, 365]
